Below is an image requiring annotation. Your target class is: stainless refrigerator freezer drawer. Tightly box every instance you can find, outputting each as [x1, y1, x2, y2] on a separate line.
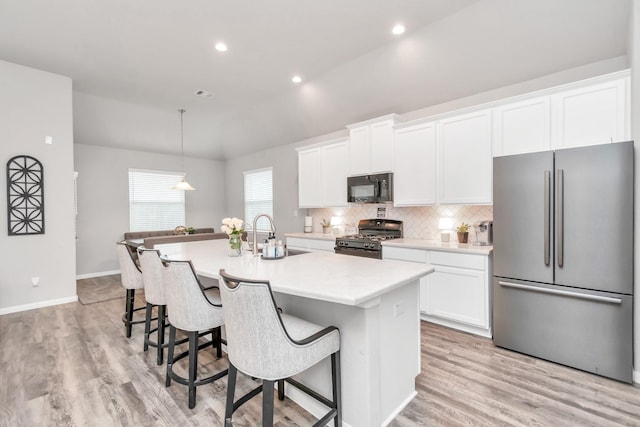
[493, 277, 633, 383]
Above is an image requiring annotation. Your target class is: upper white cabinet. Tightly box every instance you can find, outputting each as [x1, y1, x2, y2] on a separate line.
[322, 141, 349, 207]
[493, 72, 629, 157]
[438, 109, 493, 204]
[551, 78, 628, 149]
[347, 114, 403, 175]
[297, 139, 348, 208]
[493, 96, 551, 156]
[393, 121, 437, 206]
[298, 147, 323, 208]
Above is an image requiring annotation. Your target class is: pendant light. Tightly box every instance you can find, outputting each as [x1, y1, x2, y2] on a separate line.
[172, 109, 195, 190]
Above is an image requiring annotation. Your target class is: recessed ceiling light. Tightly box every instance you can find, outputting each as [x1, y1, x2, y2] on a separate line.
[392, 24, 406, 35]
[215, 42, 228, 52]
[292, 75, 302, 84]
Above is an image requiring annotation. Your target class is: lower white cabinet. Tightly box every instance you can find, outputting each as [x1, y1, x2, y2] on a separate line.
[383, 246, 492, 338]
[286, 236, 335, 252]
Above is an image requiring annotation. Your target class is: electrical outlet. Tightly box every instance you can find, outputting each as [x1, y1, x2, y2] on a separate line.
[32, 276, 40, 287]
[393, 302, 404, 317]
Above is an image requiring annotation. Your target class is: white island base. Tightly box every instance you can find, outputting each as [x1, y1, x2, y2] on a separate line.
[274, 281, 420, 427]
[156, 240, 432, 427]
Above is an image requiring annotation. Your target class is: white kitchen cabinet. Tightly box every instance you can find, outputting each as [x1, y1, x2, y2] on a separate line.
[322, 141, 348, 207]
[383, 245, 492, 338]
[297, 138, 348, 208]
[493, 96, 551, 157]
[347, 114, 403, 175]
[393, 120, 437, 206]
[438, 109, 493, 204]
[297, 147, 323, 208]
[551, 77, 629, 149]
[286, 236, 335, 252]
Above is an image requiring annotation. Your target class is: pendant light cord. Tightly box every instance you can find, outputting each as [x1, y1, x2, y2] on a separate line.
[178, 109, 186, 173]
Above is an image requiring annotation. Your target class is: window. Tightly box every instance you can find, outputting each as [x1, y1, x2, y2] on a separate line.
[129, 169, 185, 231]
[244, 167, 273, 232]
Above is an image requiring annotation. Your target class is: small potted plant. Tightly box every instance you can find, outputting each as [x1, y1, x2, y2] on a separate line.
[321, 218, 331, 234]
[456, 222, 470, 243]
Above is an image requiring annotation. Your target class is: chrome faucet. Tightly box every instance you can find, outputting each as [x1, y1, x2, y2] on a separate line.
[252, 213, 276, 255]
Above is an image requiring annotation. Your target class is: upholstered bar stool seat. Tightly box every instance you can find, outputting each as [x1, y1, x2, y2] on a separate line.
[163, 260, 228, 409]
[219, 269, 341, 427]
[116, 241, 147, 338]
[138, 248, 172, 365]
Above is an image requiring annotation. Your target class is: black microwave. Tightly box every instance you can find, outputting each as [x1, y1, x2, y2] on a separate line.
[347, 173, 393, 204]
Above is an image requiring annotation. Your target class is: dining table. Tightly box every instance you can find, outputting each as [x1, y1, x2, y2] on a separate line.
[156, 238, 434, 427]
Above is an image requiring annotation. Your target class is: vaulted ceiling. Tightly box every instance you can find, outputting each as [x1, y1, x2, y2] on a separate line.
[0, 0, 631, 159]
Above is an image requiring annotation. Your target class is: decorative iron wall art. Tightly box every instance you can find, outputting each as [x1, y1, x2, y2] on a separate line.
[7, 155, 45, 235]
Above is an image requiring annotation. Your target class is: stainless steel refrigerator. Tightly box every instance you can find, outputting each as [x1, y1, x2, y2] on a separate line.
[492, 141, 633, 383]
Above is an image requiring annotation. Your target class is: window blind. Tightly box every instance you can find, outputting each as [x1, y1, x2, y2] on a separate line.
[244, 168, 273, 232]
[129, 169, 185, 231]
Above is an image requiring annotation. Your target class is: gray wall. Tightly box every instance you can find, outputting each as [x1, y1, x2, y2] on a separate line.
[0, 60, 76, 312]
[74, 144, 225, 276]
[224, 141, 314, 238]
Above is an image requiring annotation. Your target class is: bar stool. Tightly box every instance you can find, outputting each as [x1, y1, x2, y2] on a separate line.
[138, 248, 169, 365]
[116, 241, 146, 338]
[163, 260, 228, 409]
[218, 269, 341, 427]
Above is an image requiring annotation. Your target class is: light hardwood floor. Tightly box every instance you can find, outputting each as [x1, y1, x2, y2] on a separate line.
[1, 278, 639, 426]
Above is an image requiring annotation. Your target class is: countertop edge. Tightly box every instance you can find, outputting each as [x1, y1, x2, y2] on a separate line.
[285, 232, 338, 241]
[382, 238, 493, 255]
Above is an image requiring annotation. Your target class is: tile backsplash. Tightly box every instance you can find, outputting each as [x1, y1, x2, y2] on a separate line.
[308, 205, 493, 242]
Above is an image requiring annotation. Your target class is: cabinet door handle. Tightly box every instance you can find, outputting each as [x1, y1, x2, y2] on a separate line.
[498, 281, 622, 304]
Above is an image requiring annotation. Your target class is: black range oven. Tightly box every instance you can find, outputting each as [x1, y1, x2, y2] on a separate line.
[334, 219, 402, 259]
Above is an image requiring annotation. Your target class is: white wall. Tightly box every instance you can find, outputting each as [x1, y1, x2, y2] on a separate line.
[74, 144, 225, 276]
[0, 60, 76, 313]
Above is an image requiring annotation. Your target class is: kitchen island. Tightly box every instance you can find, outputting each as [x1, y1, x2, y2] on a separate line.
[156, 239, 434, 427]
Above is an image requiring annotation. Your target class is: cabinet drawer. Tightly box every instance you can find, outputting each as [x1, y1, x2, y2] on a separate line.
[429, 251, 485, 270]
[383, 247, 428, 263]
[286, 237, 308, 249]
[309, 239, 336, 252]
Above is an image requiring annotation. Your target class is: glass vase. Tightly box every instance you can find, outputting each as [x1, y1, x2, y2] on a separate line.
[228, 233, 243, 257]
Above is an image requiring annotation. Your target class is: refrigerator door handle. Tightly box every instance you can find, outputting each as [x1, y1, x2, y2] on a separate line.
[544, 170, 551, 266]
[498, 281, 622, 304]
[557, 169, 564, 268]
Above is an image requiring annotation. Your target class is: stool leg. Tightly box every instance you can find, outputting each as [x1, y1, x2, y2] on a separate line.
[215, 326, 222, 358]
[125, 288, 135, 338]
[262, 379, 274, 427]
[157, 305, 166, 365]
[332, 351, 342, 427]
[188, 331, 198, 409]
[166, 325, 176, 387]
[277, 380, 284, 401]
[143, 303, 152, 351]
[225, 363, 237, 426]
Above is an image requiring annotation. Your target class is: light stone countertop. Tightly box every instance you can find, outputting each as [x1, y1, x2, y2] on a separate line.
[382, 238, 493, 255]
[285, 232, 340, 241]
[156, 239, 433, 307]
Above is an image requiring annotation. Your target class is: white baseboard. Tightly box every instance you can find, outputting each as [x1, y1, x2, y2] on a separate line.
[0, 295, 78, 316]
[633, 369, 640, 385]
[382, 390, 417, 427]
[76, 269, 120, 280]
